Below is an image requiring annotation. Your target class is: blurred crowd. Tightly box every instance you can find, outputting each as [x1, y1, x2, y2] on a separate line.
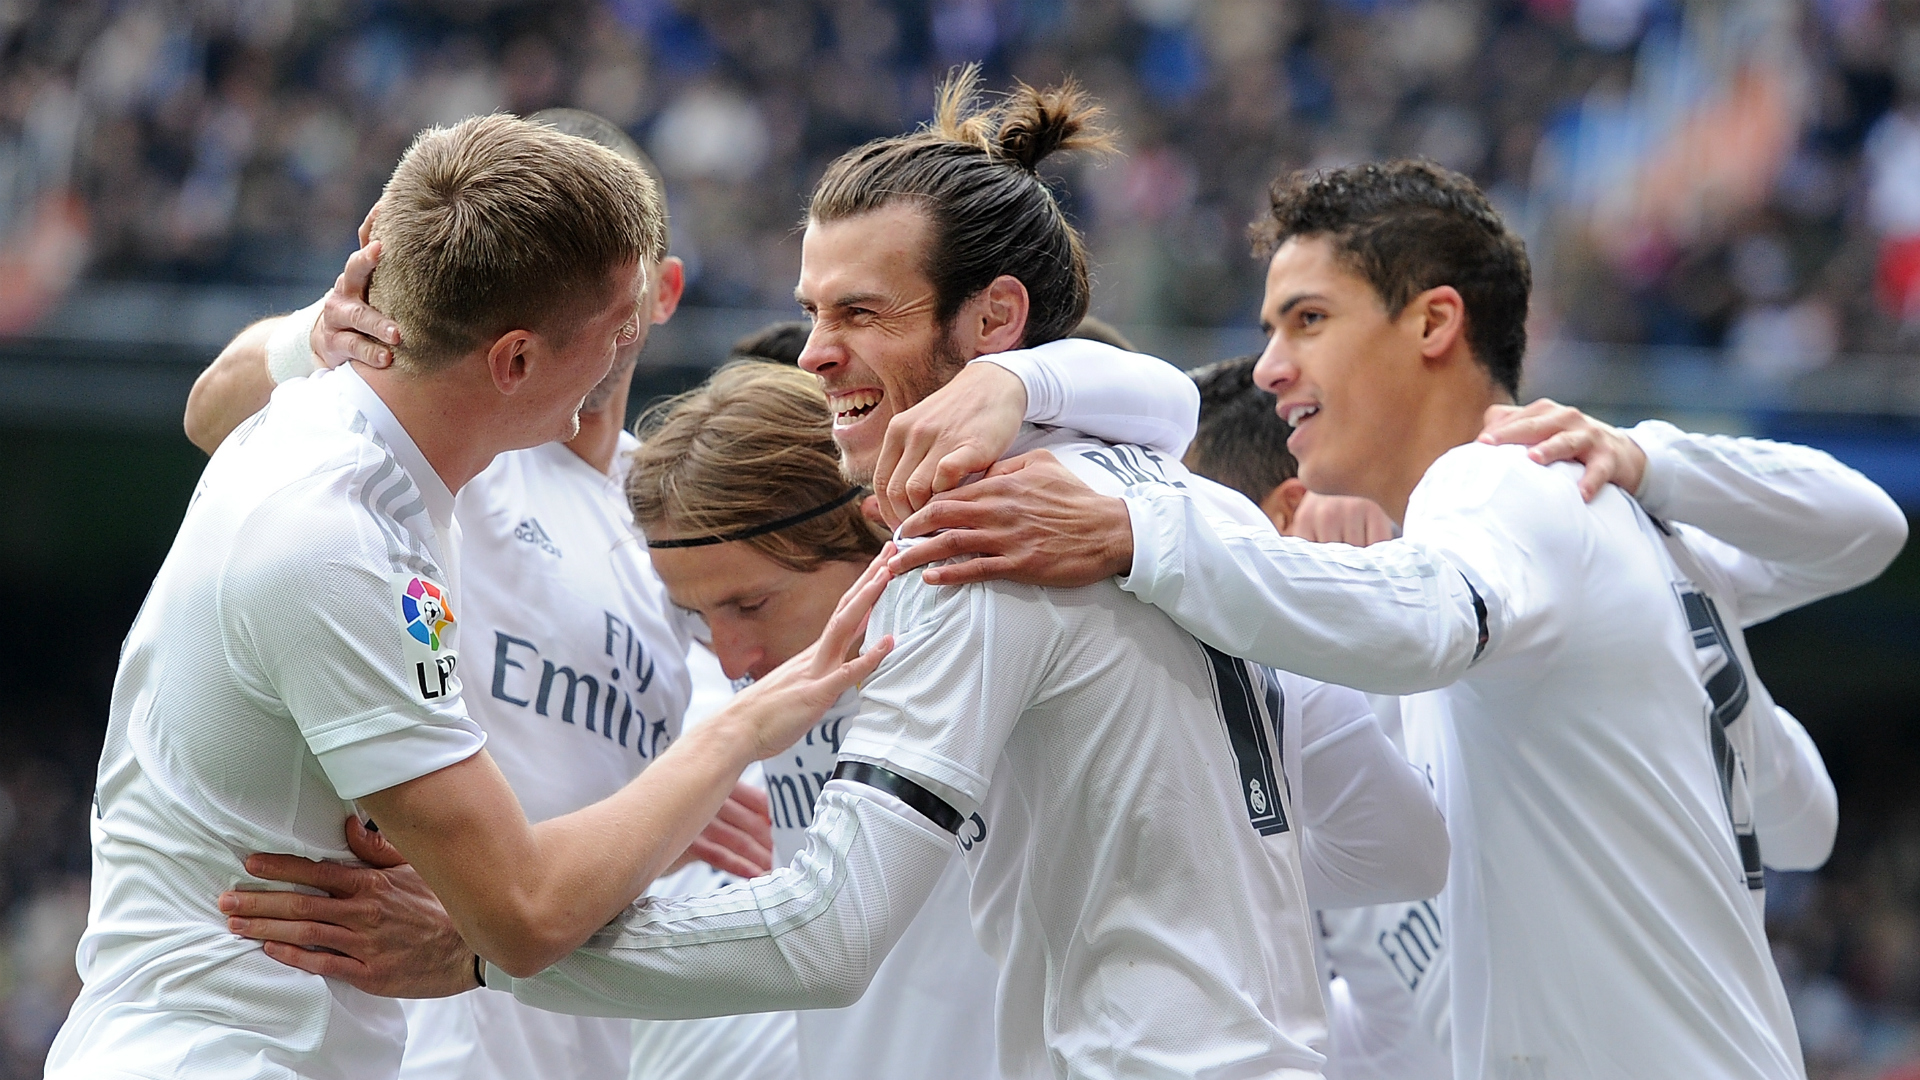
[0, 743, 91, 1080]
[0, 0, 1917, 371]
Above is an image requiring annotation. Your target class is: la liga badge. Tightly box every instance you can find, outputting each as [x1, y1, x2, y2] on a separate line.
[393, 573, 460, 701]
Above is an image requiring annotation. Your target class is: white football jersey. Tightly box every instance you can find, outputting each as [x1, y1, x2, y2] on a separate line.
[399, 432, 693, 1080]
[48, 366, 487, 1080]
[490, 428, 1330, 1080]
[843, 428, 1329, 1079]
[1118, 423, 1901, 1080]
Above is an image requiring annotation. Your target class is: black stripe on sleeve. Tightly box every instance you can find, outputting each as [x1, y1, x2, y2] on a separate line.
[830, 760, 964, 835]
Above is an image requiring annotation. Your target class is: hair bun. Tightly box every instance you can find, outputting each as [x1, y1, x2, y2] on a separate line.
[931, 66, 1115, 172]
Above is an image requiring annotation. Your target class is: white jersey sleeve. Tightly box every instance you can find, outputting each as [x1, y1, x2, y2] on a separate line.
[1283, 675, 1449, 909]
[1117, 485, 1484, 694]
[485, 783, 954, 1018]
[1751, 705, 1837, 872]
[975, 337, 1200, 459]
[224, 493, 486, 799]
[1630, 420, 1907, 624]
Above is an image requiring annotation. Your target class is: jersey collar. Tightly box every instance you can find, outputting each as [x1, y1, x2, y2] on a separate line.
[334, 365, 458, 540]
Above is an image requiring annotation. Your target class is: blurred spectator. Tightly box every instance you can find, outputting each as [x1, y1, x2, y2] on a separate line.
[0, 0, 1915, 363]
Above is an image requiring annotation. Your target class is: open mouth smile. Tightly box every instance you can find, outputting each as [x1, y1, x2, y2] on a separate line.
[829, 389, 883, 427]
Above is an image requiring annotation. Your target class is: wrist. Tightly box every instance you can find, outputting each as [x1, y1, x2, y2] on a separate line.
[265, 296, 327, 384]
[1099, 494, 1135, 578]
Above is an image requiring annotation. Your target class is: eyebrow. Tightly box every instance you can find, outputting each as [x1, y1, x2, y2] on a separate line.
[1276, 292, 1327, 317]
[796, 289, 888, 311]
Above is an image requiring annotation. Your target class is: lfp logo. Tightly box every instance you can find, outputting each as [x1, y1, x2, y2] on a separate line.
[402, 577, 454, 649]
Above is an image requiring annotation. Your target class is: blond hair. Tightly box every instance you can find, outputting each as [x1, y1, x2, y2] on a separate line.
[368, 113, 665, 371]
[627, 362, 886, 572]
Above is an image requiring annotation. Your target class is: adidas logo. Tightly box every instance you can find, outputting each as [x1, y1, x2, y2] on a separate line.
[513, 518, 561, 557]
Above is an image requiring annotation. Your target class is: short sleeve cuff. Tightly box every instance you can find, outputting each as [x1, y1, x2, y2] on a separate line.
[1627, 419, 1685, 517]
[266, 295, 328, 385]
[315, 716, 487, 800]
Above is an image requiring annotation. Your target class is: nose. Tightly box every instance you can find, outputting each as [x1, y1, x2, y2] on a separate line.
[797, 323, 839, 376]
[708, 620, 766, 683]
[1252, 331, 1298, 396]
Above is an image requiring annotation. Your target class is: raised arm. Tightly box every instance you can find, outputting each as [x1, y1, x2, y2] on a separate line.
[1628, 420, 1906, 622]
[1480, 401, 1907, 624]
[1285, 675, 1449, 908]
[872, 338, 1198, 524]
[888, 451, 1482, 694]
[184, 232, 403, 453]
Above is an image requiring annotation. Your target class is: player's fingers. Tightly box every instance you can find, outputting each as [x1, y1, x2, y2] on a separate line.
[1523, 429, 1591, 466]
[813, 559, 893, 669]
[714, 797, 773, 849]
[685, 837, 766, 880]
[339, 242, 381, 300]
[240, 853, 366, 897]
[836, 635, 894, 686]
[930, 446, 987, 500]
[728, 782, 771, 820]
[920, 556, 1021, 587]
[887, 527, 997, 574]
[903, 441, 952, 513]
[981, 448, 1058, 478]
[228, 916, 360, 955]
[696, 818, 773, 874]
[871, 420, 913, 518]
[344, 816, 408, 869]
[356, 203, 380, 248]
[260, 940, 368, 981]
[882, 425, 938, 524]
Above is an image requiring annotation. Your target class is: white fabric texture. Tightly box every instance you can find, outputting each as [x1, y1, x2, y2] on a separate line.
[398, 431, 694, 1080]
[976, 337, 1201, 459]
[1126, 428, 1871, 1080]
[491, 783, 957, 1016]
[47, 366, 486, 1080]
[265, 295, 328, 384]
[1118, 488, 1483, 695]
[504, 430, 1331, 1080]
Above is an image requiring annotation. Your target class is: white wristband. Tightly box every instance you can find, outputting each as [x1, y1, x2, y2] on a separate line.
[265, 295, 328, 385]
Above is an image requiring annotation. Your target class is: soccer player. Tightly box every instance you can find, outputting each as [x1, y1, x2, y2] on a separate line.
[45, 114, 894, 1080]
[875, 160, 1903, 1080]
[383, 76, 1474, 1080]
[622, 360, 1444, 1079]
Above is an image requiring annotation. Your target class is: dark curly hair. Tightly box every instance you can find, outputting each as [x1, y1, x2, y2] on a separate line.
[1253, 160, 1530, 397]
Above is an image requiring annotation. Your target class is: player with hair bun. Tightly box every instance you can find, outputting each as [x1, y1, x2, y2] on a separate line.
[431, 73, 1458, 1080]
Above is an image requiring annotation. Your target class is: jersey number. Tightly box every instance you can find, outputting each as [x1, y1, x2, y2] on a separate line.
[1678, 588, 1763, 891]
[1201, 644, 1289, 836]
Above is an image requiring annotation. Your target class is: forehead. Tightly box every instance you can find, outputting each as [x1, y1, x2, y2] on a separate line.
[797, 203, 934, 303]
[647, 541, 791, 610]
[1262, 236, 1378, 310]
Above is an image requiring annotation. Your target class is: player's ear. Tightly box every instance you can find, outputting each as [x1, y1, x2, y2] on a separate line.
[1261, 478, 1309, 532]
[650, 257, 687, 324]
[486, 331, 536, 395]
[1412, 285, 1467, 363]
[960, 275, 1031, 357]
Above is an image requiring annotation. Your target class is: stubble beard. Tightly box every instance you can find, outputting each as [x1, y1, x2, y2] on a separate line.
[837, 325, 970, 488]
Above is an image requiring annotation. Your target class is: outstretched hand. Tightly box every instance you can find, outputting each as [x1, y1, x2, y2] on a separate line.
[218, 815, 476, 999]
[888, 450, 1133, 588]
[1478, 398, 1647, 501]
[727, 547, 897, 760]
[310, 204, 403, 371]
[871, 363, 1030, 528]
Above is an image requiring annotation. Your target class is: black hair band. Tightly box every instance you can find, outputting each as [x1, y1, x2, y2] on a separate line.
[646, 486, 867, 549]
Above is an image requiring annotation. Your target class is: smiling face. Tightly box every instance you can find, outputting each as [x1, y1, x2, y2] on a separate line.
[648, 542, 866, 682]
[1250, 236, 1434, 507]
[794, 204, 969, 483]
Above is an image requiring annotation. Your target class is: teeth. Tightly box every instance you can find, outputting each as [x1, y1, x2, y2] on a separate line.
[1284, 403, 1319, 426]
[831, 389, 882, 417]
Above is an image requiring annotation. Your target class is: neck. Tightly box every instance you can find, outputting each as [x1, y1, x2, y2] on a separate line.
[566, 371, 632, 475]
[1376, 377, 1510, 524]
[358, 363, 505, 493]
